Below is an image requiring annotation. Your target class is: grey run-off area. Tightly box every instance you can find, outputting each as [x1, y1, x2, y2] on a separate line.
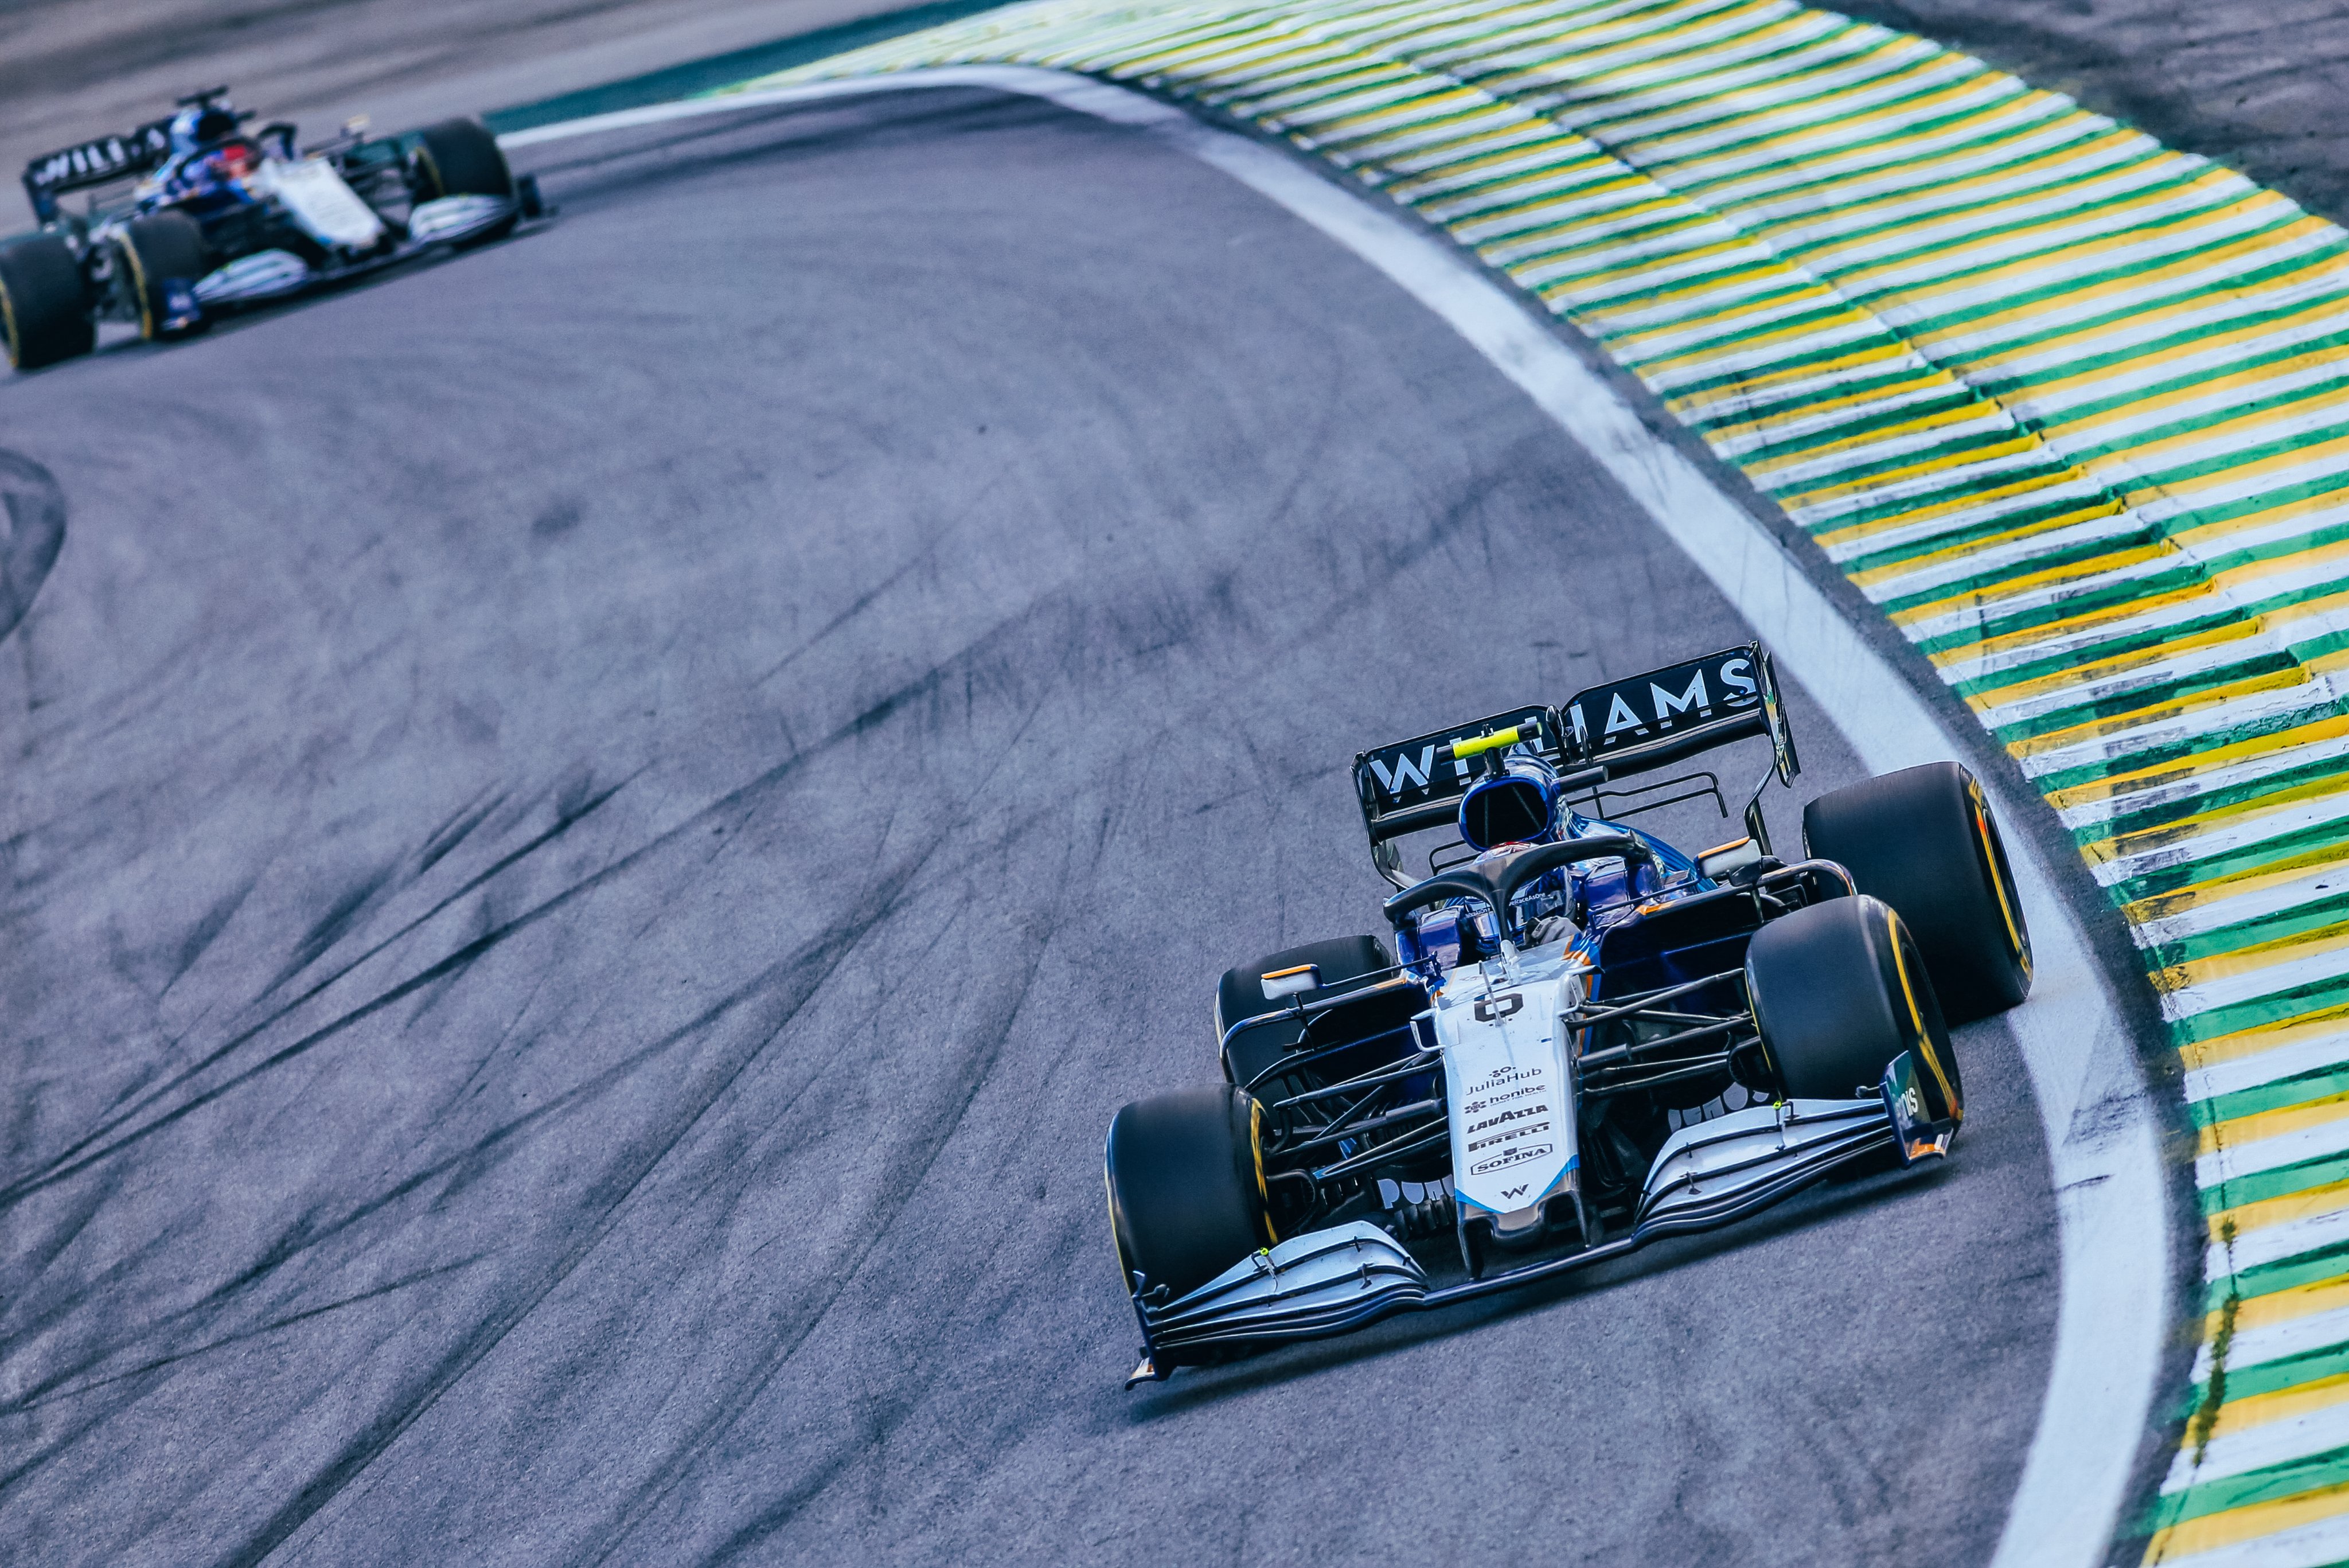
[0, 94, 2062, 1564]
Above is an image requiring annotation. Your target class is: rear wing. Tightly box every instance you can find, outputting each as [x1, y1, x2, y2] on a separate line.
[1351, 645, 1801, 884]
[22, 119, 172, 222]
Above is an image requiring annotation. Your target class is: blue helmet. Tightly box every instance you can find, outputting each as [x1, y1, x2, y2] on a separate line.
[168, 103, 240, 157]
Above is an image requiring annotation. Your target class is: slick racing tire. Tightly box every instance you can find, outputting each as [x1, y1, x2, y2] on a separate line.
[1802, 761, 2031, 1023]
[1105, 1085, 1275, 1302]
[1746, 894, 1961, 1126]
[0, 234, 93, 370]
[409, 118, 518, 246]
[116, 213, 210, 342]
[1216, 933, 1392, 1089]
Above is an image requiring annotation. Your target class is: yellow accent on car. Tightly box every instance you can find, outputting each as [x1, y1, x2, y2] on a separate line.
[1250, 1098, 1278, 1245]
[1970, 779, 2027, 965]
[1450, 725, 1522, 759]
[1886, 905, 1963, 1123]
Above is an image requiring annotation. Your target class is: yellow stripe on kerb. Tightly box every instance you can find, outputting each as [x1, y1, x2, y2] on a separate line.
[750, 1, 2349, 1558]
[2145, 1481, 2349, 1562]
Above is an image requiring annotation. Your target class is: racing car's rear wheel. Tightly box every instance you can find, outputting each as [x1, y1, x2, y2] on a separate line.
[1106, 1085, 1275, 1302]
[1802, 761, 2031, 1023]
[0, 234, 93, 370]
[1746, 894, 1961, 1126]
[116, 213, 210, 342]
[409, 118, 518, 246]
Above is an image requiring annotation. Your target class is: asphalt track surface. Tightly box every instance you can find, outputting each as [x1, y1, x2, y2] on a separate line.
[0, 91, 2063, 1566]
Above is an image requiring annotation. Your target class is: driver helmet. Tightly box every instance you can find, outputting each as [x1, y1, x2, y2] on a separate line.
[168, 103, 240, 157]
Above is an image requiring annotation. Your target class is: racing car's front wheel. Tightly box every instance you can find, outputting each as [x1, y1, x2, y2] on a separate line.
[1746, 894, 1961, 1126]
[116, 213, 210, 342]
[1801, 761, 2031, 1023]
[1106, 1085, 1274, 1303]
[409, 118, 518, 247]
[0, 235, 93, 370]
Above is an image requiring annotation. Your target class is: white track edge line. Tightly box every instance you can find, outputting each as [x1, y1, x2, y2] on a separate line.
[507, 67, 2173, 1568]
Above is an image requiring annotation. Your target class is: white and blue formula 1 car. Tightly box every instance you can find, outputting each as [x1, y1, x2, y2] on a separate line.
[1107, 644, 2032, 1386]
[1, 88, 547, 370]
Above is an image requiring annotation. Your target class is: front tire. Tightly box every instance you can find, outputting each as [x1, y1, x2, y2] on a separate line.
[1802, 761, 2031, 1023]
[116, 213, 210, 341]
[1746, 894, 1961, 1126]
[409, 118, 518, 246]
[1105, 1085, 1273, 1303]
[0, 234, 93, 370]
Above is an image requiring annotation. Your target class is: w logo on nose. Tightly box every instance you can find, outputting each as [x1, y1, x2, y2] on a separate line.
[1501, 1184, 1529, 1200]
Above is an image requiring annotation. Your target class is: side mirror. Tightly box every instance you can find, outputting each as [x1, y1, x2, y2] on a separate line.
[1261, 964, 1318, 1000]
[1698, 836, 1762, 881]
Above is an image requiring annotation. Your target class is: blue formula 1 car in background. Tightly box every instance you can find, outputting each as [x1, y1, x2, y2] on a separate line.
[1106, 643, 2034, 1386]
[1, 88, 548, 371]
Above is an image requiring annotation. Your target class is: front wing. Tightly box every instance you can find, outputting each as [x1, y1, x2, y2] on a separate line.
[186, 196, 520, 315]
[1123, 1067, 1943, 1387]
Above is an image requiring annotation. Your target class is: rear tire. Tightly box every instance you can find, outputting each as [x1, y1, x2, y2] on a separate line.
[1216, 933, 1392, 1087]
[409, 118, 517, 245]
[117, 213, 210, 341]
[1746, 894, 1961, 1125]
[1105, 1085, 1273, 1302]
[0, 234, 93, 370]
[1802, 761, 2031, 1023]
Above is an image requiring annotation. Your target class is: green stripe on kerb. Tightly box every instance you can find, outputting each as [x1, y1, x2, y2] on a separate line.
[672, 0, 2349, 1558]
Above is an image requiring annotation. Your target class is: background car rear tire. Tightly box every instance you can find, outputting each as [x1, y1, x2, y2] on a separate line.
[409, 118, 518, 245]
[1105, 1085, 1273, 1302]
[1746, 894, 1961, 1125]
[0, 234, 93, 370]
[117, 213, 210, 341]
[1216, 933, 1392, 1087]
[1802, 760, 2031, 1023]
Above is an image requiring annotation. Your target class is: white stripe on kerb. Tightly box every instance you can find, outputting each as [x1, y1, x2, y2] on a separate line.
[2188, 1032, 2349, 1103]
